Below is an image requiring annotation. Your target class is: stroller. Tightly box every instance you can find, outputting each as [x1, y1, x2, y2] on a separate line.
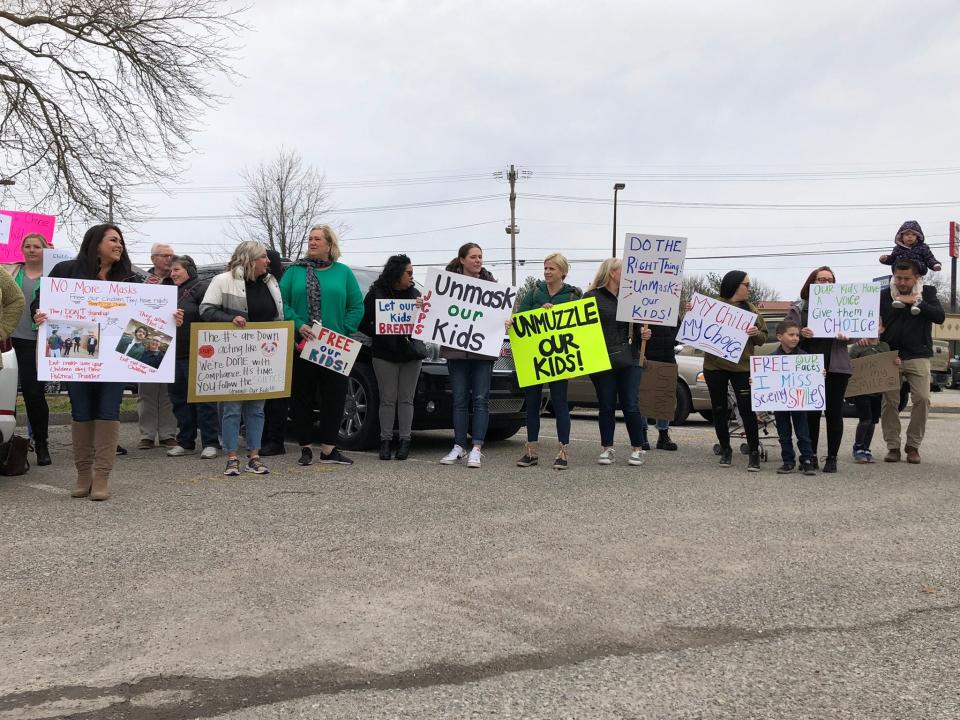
[712, 385, 777, 462]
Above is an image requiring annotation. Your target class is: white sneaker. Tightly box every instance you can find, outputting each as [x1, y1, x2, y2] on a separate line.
[200, 446, 218, 459]
[467, 447, 483, 468]
[440, 445, 466, 465]
[166, 445, 195, 457]
[629, 449, 644, 466]
[597, 447, 615, 465]
[910, 304, 921, 315]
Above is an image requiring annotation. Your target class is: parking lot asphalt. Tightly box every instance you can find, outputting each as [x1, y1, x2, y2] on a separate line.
[1, 409, 958, 719]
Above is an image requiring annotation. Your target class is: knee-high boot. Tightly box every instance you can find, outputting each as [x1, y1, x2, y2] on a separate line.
[90, 420, 120, 501]
[70, 421, 96, 498]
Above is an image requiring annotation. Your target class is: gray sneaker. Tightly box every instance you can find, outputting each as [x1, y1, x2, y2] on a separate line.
[245, 457, 270, 474]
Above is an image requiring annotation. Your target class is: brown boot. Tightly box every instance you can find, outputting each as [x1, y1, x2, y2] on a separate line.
[70, 421, 96, 498]
[883, 448, 901, 463]
[904, 446, 921, 464]
[90, 420, 120, 501]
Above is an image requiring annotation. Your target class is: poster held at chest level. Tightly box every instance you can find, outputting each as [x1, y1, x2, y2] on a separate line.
[679, 293, 757, 363]
[617, 233, 687, 325]
[375, 299, 418, 335]
[638, 360, 678, 420]
[845, 351, 901, 398]
[37, 277, 177, 383]
[508, 298, 610, 387]
[188, 322, 294, 402]
[807, 283, 881, 338]
[411, 269, 517, 357]
[750, 353, 826, 412]
[299, 322, 361, 376]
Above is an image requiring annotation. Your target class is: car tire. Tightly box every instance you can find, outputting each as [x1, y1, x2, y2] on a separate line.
[483, 421, 524, 443]
[673, 381, 692, 425]
[337, 363, 380, 451]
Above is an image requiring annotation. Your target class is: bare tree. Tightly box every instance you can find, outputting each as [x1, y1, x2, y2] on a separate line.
[232, 149, 338, 260]
[0, 0, 244, 218]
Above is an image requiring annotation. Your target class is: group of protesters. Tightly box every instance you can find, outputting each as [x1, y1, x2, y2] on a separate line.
[0, 219, 946, 500]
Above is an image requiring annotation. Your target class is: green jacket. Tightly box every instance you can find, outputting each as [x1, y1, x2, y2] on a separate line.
[516, 281, 582, 313]
[700, 298, 768, 373]
[279, 262, 364, 336]
[848, 340, 892, 360]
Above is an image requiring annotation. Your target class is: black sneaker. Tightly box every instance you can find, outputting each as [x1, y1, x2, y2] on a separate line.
[822, 456, 838, 473]
[320, 448, 353, 465]
[800, 460, 817, 476]
[777, 462, 795, 474]
[719, 447, 733, 467]
[260, 442, 286, 457]
[747, 451, 761, 472]
[116, 445, 128, 456]
[297, 447, 313, 466]
[516, 452, 538, 467]
[640, 441, 651, 452]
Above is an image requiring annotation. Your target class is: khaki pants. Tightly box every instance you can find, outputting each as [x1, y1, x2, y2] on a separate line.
[881, 357, 931, 450]
[137, 383, 177, 442]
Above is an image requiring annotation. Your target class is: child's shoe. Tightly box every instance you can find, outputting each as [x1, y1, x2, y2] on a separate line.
[910, 304, 921, 315]
[853, 448, 869, 464]
[891, 299, 905, 309]
[776, 462, 795, 474]
[863, 449, 875, 463]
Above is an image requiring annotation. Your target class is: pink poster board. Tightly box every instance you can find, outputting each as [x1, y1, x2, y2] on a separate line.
[0, 209, 57, 263]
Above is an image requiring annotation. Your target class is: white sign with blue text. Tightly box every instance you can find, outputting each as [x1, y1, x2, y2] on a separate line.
[679, 293, 757, 363]
[616, 233, 687, 325]
[807, 282, 881, 339]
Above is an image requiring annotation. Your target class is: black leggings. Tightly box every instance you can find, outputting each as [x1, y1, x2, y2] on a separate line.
[290, 357, 348, 447]
[805, 372, 849, 459]
[13, 338, 49, 443]
[704, 369, 759, 453]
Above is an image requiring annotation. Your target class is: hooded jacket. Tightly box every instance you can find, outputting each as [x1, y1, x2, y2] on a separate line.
[881, 221, 942, 275]
[516, 280, 582, 313]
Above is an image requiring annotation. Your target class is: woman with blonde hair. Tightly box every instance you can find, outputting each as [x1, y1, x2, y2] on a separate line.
[201, 240, 283, 476]
[583, 258, 651, 467]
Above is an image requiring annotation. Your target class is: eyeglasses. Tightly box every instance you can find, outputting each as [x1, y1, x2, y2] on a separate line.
[740, 282, 751, 288]
[814, 276, 834, 283]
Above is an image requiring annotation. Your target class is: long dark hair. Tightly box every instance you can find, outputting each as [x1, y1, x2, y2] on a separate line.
[373, 254, 412, 292]
[76, 223, 133, 281]
[445, 242, 482, 273]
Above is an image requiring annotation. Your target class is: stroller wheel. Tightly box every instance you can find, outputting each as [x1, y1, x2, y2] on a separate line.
[713, 443, 722, 455]
[740, 443, 750, 455]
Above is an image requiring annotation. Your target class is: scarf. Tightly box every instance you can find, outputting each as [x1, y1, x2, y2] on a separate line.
[293, 257, 329, 324]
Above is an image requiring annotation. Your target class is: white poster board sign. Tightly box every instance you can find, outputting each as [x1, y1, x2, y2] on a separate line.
[42, 247, 74, 276]
[188, 322, 294, 402]
[679, 293, 757, 363]
[411, 269, 517, 357]
[750, 353, 826, 411]
[37, 277, 177, 382]
[299, 322, 361, 376]
[617, 233, 687, 325]
[0, 213, 10, 245]
[808, 282, 881, 338]
[375, 299, 418, 335]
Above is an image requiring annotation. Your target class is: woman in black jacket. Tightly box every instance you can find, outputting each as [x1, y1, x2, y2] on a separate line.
[360, 254, 423, 461]
[638, 323, 679, 451]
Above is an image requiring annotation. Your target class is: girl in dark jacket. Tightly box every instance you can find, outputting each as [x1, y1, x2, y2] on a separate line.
[360, 254, 423, 461]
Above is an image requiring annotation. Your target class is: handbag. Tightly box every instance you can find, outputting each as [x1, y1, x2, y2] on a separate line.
[607, 323, 637, 370]
[0, 435, 31, 476]
[406, 337, 428, 360]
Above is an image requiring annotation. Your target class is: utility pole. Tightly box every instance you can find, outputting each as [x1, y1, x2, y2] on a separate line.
[950, 221, 958, 358]
[108, 185, 114, 223]
[506, 165, 518, 285]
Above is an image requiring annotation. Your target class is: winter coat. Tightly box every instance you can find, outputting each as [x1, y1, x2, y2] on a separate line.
[175, 275, 210, 359]
[200, 267, 283, 323]
[786, 301, 853, 375]
[0, 267, 25, 368]
[582, 286, 641, 360]
[643, 324, 679, 365]
[881, 221, 942, 275]
[880, 285, 945, 360]
[360, 284, 423, 362]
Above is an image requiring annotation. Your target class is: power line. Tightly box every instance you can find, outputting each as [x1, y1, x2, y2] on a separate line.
[520, 192, 960, 211]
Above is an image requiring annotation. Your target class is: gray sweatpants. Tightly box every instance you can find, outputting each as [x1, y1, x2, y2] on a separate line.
[138, 382, 177, 442]
[372, 358, 422, 441]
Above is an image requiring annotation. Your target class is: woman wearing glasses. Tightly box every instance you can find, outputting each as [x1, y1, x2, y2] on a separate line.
[702, 271, 768, 472]
[785, 266, 852, 474]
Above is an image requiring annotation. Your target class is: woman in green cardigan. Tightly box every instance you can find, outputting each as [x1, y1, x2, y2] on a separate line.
[280, 224, 363, 467]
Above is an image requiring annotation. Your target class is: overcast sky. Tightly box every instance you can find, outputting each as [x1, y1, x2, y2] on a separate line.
[31, 0, 960, 297]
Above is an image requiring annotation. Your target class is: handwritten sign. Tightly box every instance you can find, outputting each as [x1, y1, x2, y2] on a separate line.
[638, 360, 678, 420]
[679, 293, 757, 363]
[0, 209, 56, 263]
[617, 233, 687, 325]
[411, 269, 516, 357]
[299, 322, 361, 376]
[750, 353, 825, 412]
[37, 277, 177, 383]
[808, 283, 881, 338]
[846, 351, 901, 398]
[508, 298, 610, 387]
[188, 322, 294, 402]
[375, 299, 418, 335]
[42, 247, 74, 275]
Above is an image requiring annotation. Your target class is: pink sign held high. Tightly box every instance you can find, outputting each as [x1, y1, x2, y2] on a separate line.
[0, 209, 57, 263]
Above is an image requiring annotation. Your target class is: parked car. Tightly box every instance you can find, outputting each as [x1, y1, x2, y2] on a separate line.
[0, 347, 18, 443]
[195, 263, 531, 450]
[947, 354, 960, 390]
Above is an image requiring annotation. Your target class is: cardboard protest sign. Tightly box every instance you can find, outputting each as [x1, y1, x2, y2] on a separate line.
[375, 299, 418, 335]
[638, 360, 678, 420]
[845, 351, 901, 398]
[679, 293, 757, 363]
[188, 322, 294, 402]
[42, 247, 74, 276]
[933, 313, 960, 341]
[0, 209, 56, 263]
[508, 298, 610, 387]
[299, 322, 361, 376]
[617, 233, 686, 325]
[807, 282, 881, 338]
[749, 353, 825, 412]
[411, 268, 516, 357]
[38, 277, 177, 382]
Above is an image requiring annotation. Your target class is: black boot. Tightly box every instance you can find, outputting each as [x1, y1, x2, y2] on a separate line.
[35, 440, 52, 466]
[656, 429, 678, 451]
[395, 439, 411, 461]
[379, 439, 392, 460]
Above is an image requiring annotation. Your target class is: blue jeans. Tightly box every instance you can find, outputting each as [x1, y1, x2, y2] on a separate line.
[220, 400, 265, 454]
[67, 382, 125, 422]
[590, 366, 645, 448]
[169, 357, 219, 449]
[525, 379, 570, 444]
[447, 358, 494, 447]
[774, 411, 814, 465]
[638, 416, 670, 445]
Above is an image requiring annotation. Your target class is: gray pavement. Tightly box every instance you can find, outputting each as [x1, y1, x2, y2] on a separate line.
[1, 407, 958, 719]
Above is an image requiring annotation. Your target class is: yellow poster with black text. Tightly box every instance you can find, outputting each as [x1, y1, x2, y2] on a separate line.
[508, 298, 611, 387]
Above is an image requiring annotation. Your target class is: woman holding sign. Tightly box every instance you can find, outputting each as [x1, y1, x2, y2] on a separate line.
[360, 254, 423, 461]
[201, 241, 283, 476]
[280, 224, 363, 467]
[786, 266, 852, 474]
[702, 271, 768, 472]
[508, 253, 581, 470]
[583, 258, 652, 467]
